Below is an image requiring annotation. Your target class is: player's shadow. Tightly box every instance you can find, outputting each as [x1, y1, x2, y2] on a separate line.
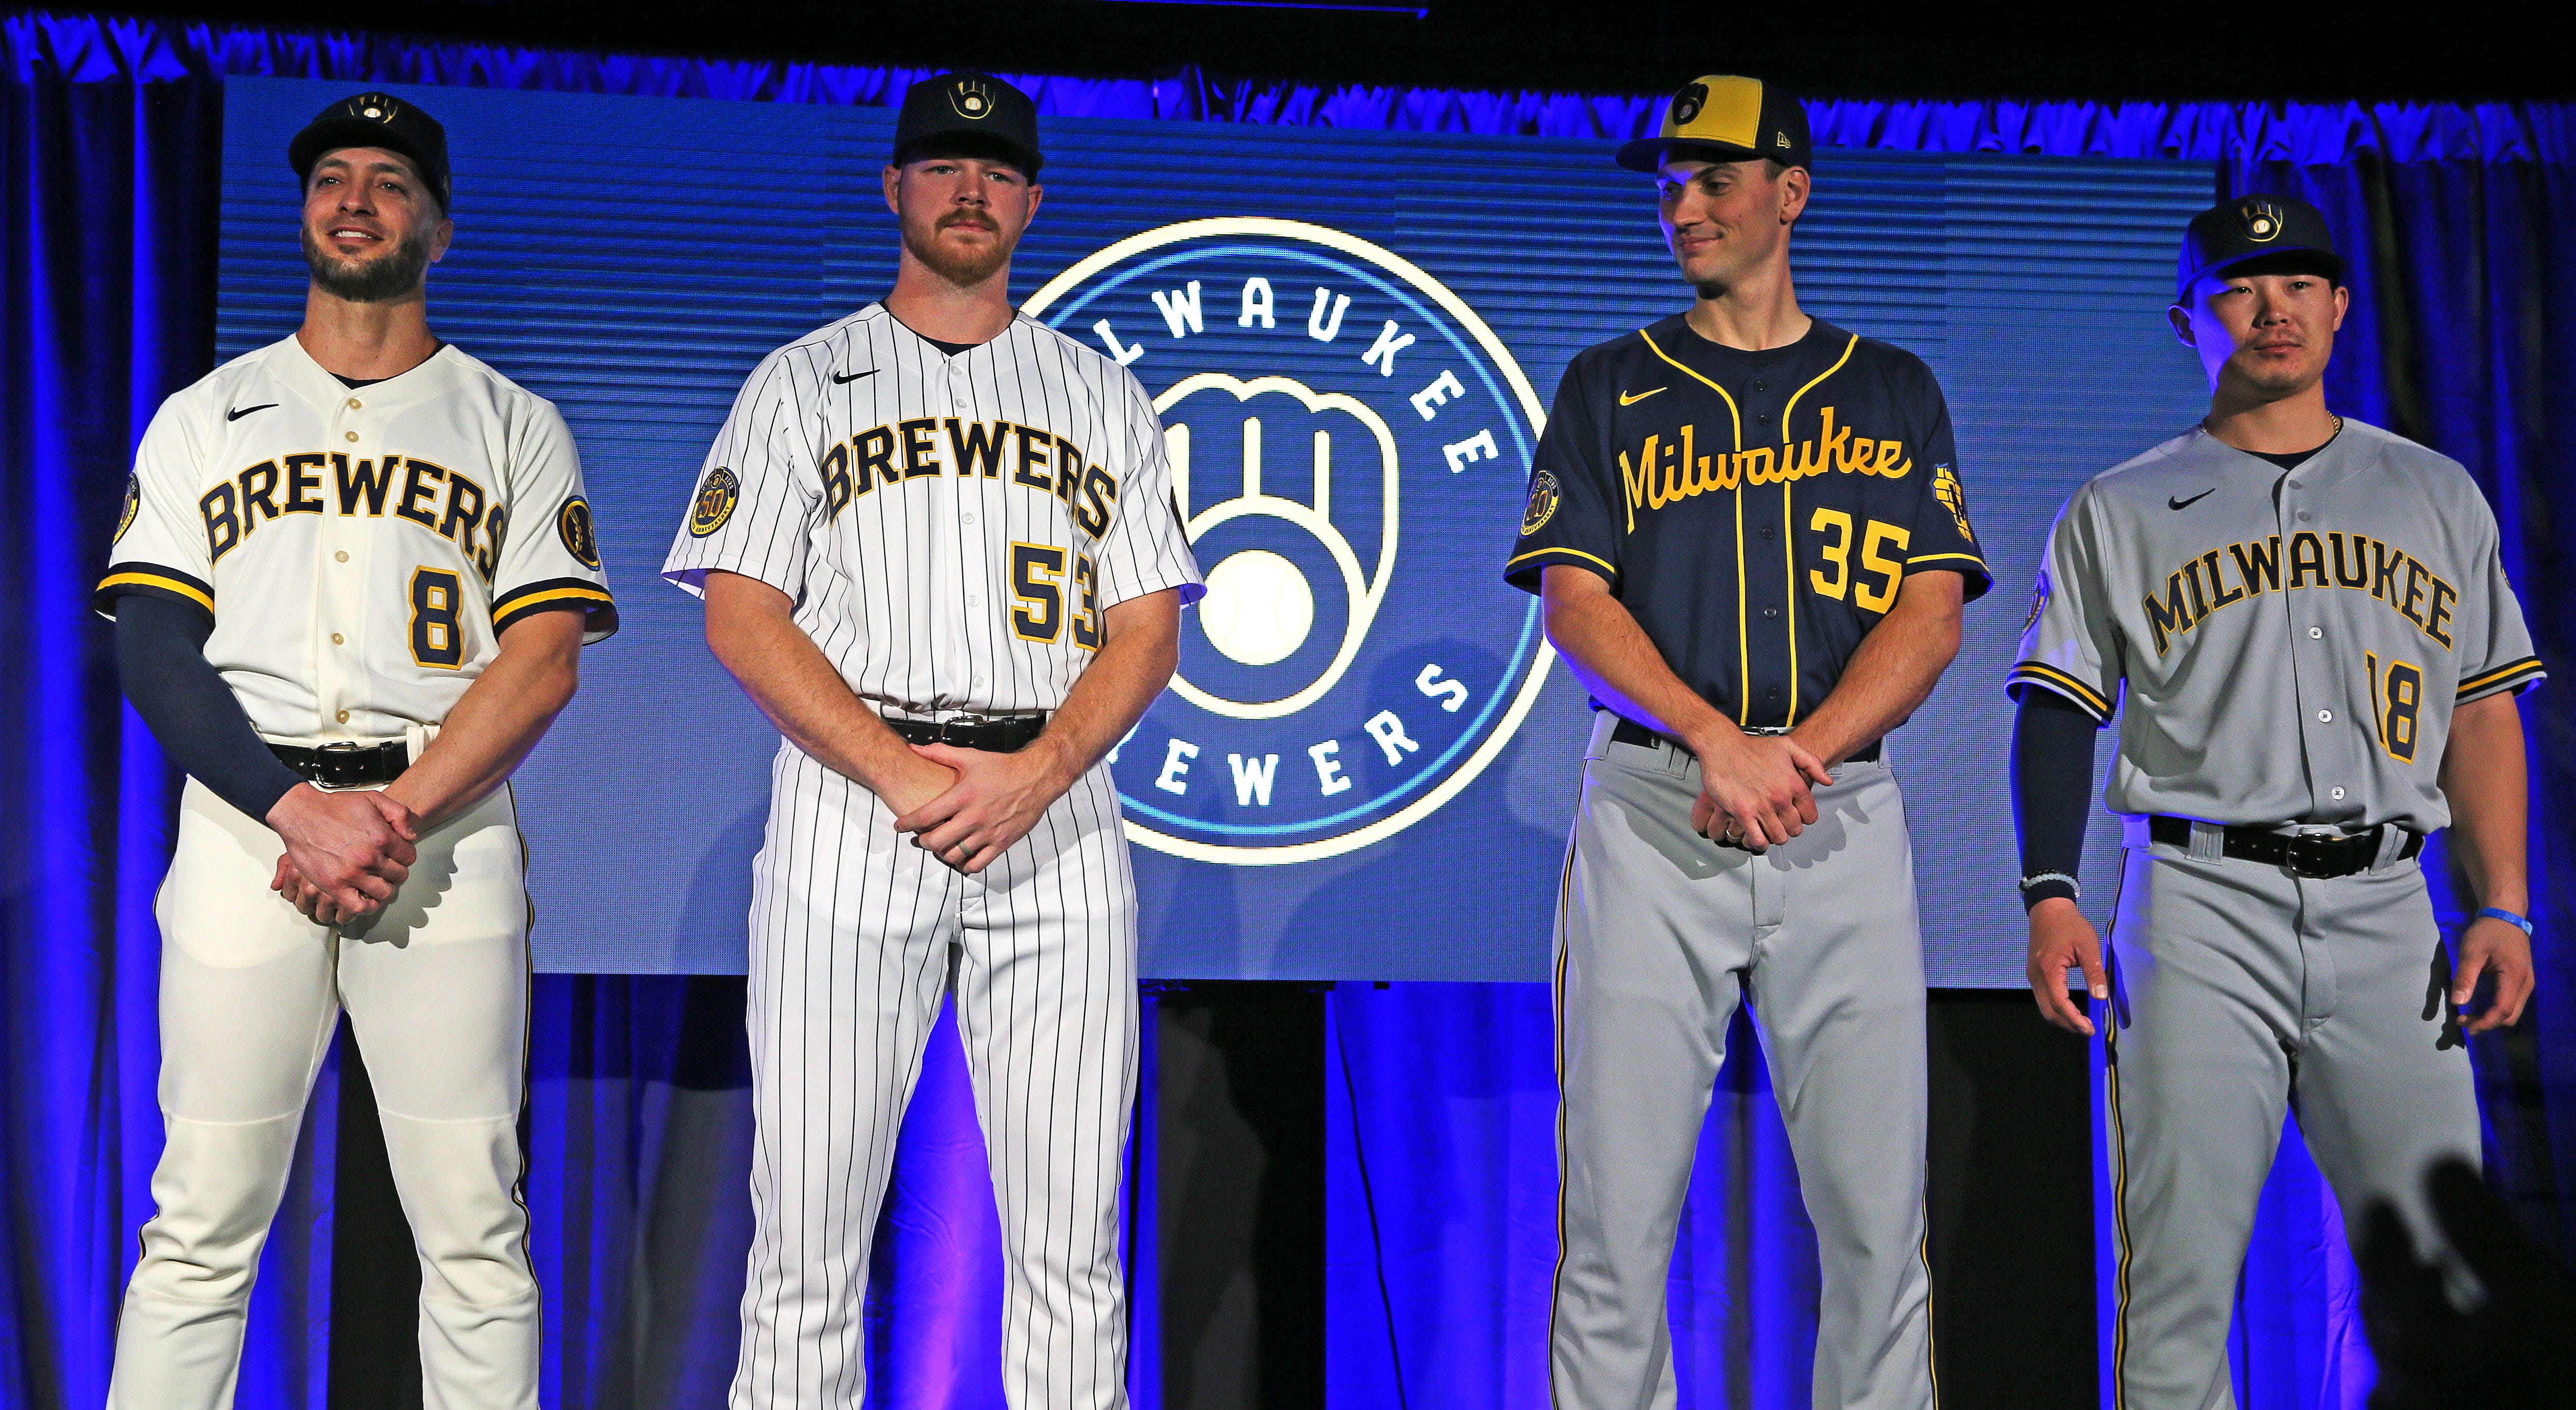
[665, 805, 766, 973]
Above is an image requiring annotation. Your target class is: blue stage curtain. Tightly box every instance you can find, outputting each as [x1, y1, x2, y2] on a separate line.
[9, 11, 2576, 1409]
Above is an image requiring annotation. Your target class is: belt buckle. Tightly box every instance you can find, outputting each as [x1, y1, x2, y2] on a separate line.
[313, 740, 367, 787]
[2284, 827, 2348, 879]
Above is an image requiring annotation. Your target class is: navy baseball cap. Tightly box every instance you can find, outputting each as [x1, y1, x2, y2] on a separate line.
[892, 71, 1042, 178]
[2176, 194, 2345, 303]
[1616, 75, 1812, 174]
[288, 91, 451, 211]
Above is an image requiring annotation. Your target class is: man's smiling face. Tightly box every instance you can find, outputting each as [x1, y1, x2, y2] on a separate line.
[299, 145, 451, 303]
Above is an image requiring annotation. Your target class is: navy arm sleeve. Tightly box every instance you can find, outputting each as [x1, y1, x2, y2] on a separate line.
[2010, 689, 2097, 911]
[116, 596, 306, 821]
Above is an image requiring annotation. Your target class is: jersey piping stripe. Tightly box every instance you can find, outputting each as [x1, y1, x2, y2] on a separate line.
[1905, 552, 1989, 570]
[1637, 327, 1753, 722]
[1775, 335, 1854, 728]
[2008, 662, 2115, 721]
[2103, 861, 2135, 1410]
[1635, 328, 1742, 447]
[1507, 545, 1619, 578]
[97, 568, 214, 613]
[1783, 483, 1801, 723]
[1779, 333, 1858, 430]
[2457, 656, 2545, 698]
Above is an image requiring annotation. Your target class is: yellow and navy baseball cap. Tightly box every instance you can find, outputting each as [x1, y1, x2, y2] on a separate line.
[2176, 194, 2345, 303]
[288, 92, 451, 211]
[894, 71, 1043, 178]
[1616, 75, 1811, 174]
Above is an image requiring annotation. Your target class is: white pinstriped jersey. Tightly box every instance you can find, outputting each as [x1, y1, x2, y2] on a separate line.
[2009, 419, 2543, 832]
[662, 306, 1203, 715]
[95, 335, 617, 739]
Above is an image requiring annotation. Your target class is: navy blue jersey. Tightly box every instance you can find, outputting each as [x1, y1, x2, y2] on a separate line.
[1504, 316, 1991, 727]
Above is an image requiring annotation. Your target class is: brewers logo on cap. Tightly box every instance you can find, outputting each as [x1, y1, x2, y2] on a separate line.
[1616, 74, 1812, 173]
[2238, 197, 2285, 243]
[351, 94, 401, 123]
[950, 77, 996, 121]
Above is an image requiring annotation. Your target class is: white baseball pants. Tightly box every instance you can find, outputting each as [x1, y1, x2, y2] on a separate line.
[108, 775, 539, 1410]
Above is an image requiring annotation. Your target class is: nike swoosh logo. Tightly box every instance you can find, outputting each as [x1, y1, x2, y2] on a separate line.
[832, 369, 877, 384]
[1618, 387, 1666, 406]
[2168, 488, 2215, 511]
[226, 403, 277, 421]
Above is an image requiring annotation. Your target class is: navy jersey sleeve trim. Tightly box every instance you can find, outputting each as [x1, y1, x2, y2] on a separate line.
[94, 560, 214, 622]
[2005, 661, 2115, 724]
[1503, 545, 1618, 594]
[2458, 655, 2545, 702]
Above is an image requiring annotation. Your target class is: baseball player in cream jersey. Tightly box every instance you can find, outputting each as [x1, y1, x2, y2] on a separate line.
[96, 94, 614, 1409]
[2011, 195, 2542, 1409]
[663, 73, 1199, 1408]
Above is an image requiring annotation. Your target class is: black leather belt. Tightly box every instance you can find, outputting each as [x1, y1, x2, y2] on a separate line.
[883, 713, 1047, 753]
[1610, 715, 1881, 765]
[2147, 815, 2421, 879]
[270, 740, 409, 788]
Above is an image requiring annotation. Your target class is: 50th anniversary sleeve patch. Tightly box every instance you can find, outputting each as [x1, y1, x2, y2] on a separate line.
[689, 467, 739, 537]
[1023, 218, 1555, 865]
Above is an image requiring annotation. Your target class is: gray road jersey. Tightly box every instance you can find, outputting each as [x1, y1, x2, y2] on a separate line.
[2009, 419, 2542, 832]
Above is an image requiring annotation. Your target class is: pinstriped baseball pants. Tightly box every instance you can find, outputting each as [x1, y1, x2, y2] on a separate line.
[731, 743, 1137, 1410]
[1552, 713, 1936, 1410]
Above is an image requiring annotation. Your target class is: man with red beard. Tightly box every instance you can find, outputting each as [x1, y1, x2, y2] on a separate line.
[97, 91, 614, 1407]
[664, 71, 1199, 1408]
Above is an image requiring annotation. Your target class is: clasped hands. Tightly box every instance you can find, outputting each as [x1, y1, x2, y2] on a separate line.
[264, 783, 421, 927]
[1686, 728, 1833, 853]
[885, 737, 1078, 876]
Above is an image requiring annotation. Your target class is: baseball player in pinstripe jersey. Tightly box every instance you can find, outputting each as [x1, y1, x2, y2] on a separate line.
[2012, 195, 2544, 1408]
[663, 72, 1201, 1408]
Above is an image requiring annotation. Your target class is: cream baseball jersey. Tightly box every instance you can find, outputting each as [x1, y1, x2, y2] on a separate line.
[2008, 419, 2543, 831]
[662, 306, 1204, 714]
[95, 335, 618, 737]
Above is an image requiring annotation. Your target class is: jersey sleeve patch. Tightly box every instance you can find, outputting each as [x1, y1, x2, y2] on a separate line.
[688, 467, 741, 537]
[557, 497, 603, 569]
[493, 576, 619, 642]
[2457, 655, 2545, 702]
[93, 561, 214, 621]
[114, 474, 141, 543]
[2006, 659, 2115, 724]
[1520, 470, 1561, 536]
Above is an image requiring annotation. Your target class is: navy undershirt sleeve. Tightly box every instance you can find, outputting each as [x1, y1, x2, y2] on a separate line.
[115, 595, 307, 821]
[2011, 689, 2099, 911]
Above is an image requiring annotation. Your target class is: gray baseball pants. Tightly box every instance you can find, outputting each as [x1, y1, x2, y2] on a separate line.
[1552, 712, 1937, 1410]
[2102, 824, 2480, 1410]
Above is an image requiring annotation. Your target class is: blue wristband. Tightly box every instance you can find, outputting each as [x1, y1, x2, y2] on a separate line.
[2476, 906, 2536, 937]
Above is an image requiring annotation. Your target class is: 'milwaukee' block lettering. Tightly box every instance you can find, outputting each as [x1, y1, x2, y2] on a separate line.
[2141, 528, 2459, 653]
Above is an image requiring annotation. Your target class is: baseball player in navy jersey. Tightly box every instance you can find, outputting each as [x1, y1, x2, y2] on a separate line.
[2011, 196, 2543, 1409]
[664, 72, 1201, 1409]
[1505, 76, 1989, 1409]
[95, 93, 615, 1409]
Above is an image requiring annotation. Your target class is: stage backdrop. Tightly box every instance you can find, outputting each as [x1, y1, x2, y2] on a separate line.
[215, 76, 2212, 984]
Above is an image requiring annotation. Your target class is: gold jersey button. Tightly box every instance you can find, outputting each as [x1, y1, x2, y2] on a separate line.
[344, 431, 359, 443]
[335, 550, 350, 563]
[347, 398, 363, 410]
[331, 633, 345, 645]
[335, 709, 350, 724]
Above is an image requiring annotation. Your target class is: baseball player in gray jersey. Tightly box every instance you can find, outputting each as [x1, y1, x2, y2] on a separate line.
[663, 72, 1200, 1409]
[2011, 194, 2543, 1410]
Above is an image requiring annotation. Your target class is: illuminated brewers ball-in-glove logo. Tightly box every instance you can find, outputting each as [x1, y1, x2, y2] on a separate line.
[1023, 219, 1554, 864]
